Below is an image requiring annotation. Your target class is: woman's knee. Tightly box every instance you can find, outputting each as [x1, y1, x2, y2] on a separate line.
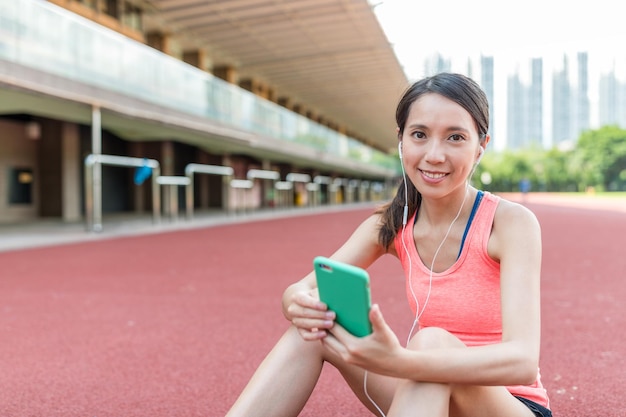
[406, 327, 466, 351]
[281, 325, 341, 364]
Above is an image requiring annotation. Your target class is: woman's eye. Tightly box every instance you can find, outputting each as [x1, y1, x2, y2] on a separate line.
[449, 134, 465, 142]
[411, 131, 425, 139]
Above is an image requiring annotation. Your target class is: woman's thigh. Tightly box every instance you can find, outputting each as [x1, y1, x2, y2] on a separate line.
[450, 385, 537, 417]
[324, 326, 542, 417]
[398, 328, 539, 417]
[322, 342, 399, 415]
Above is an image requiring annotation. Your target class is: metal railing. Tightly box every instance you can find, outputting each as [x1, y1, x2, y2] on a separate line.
[229, 179, 254, 213]
[284, 173, 310, 206]
[84, 155, 388, 230]
[84, 154, 161, 232]
[184, 164, 234, 220]
[157, 176, 191, 221]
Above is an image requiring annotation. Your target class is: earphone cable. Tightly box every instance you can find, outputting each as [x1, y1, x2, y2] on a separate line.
[363, 153, 469, 417]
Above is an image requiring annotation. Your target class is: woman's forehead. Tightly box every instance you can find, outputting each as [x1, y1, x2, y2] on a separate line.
[407, 93, 476, 130]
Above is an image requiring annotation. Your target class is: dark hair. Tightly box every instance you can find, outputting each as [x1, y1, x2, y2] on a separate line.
[376, 73, 490, 249]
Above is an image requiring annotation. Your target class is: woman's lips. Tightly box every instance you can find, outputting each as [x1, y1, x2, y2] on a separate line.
[420, 169, 448, 183]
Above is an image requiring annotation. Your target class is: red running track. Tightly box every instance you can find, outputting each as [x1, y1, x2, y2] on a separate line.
[0, 199, 624, 416]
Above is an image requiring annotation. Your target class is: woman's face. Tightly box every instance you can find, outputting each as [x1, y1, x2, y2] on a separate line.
[399, 93, 486, 198]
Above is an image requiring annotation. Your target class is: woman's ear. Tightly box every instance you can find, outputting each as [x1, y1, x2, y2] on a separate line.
[481, 133, 491, 148]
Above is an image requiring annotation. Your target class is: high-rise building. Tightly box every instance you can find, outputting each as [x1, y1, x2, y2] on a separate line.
[427, 51, 600, 151]
[599, 71, 620, 126]
[480, 56, 495, 141]
[552, 55, 572, 147]
[423, 53, 452, 76]
[599, 65, 626, 128]
[574, 52, 590, 135]
[506, 73, 528, 149]
[528, 58, 543, 147]
[505, 58, 543, 150]
[549, 53, 591, 148]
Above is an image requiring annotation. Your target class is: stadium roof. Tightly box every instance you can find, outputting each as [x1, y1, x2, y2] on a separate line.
[143, 0, 409, 153]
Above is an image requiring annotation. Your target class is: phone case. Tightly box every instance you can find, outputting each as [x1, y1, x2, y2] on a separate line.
[313, 256, 372, 337]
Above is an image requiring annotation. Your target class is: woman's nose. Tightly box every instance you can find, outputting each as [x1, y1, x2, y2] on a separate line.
[424, 142, 445, 164]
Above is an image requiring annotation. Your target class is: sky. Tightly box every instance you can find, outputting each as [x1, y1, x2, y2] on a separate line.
[373, 0, 626, 148]
[374, 0, 626, 81]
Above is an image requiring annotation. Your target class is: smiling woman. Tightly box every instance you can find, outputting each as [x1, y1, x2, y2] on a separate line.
[225, 73, 552, 417]
[398, 94, 483, 194]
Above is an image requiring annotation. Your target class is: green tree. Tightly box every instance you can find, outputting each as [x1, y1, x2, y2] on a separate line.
[542, 148, 579, 191]
[574, 125, 626, 191]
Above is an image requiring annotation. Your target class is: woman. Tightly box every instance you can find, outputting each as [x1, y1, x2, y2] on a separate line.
[226, 73, 551, 417]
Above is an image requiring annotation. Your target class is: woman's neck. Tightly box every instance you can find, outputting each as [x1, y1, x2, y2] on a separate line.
[418, 185, 477, 226]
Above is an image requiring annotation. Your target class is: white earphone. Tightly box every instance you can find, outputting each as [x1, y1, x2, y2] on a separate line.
[398, 142, 403, 160]
[476, 147, 484, 165]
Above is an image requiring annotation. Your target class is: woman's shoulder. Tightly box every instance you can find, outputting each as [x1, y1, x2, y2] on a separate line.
[491, 195, 541, 241]
[493, 195, 538, 224]
[487, 195, 541, 261]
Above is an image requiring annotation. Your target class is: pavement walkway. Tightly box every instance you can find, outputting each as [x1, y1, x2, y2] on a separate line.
[0, 204, 374, 253]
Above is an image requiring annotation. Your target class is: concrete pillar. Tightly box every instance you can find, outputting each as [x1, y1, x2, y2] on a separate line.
[305, 109, 317, 121]
[197, 150, 211, 209]
[239, 78, 254, 93]
[292, 104, 304, 115]
[267, 87, 278, 103]
[277, 97, 292, 109]
[161, 141, 174, 176]
[213, 65, 238, 84]
[222, 154, 233, 211]
[161, 141, 175, 217]
[146, 31, 172, 55]
[183, 49, 210, 72]
[261, 159, 274, 208]
[38, 119, 63, 217]
[61, 122, 81, 222]
[240, 78, 275, 100]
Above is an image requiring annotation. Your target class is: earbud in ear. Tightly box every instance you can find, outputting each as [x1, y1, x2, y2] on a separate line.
[476, 147, 484, 165]
[398, 142, 403, 160]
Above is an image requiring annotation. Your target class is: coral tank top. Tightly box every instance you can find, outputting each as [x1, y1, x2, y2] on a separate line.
[393, 192, 549, 407]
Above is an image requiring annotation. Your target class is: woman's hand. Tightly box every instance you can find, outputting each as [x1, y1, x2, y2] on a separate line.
[322, 304, 403, 376]
[281, 213, 387, 343]
[284, 287, 336, 341]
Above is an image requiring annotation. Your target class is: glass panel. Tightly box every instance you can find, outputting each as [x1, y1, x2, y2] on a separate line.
[0, 0, 396, 172]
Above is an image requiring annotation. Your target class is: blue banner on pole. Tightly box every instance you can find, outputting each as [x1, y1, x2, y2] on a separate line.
[134, 159, 152, 185]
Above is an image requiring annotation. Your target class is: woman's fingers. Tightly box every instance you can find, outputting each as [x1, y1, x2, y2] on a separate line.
[298, 327, 328, 341]
[291, 316, 334, 331]
[286, 291, 337, 339]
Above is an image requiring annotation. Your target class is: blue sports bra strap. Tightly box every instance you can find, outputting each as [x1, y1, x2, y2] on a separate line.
[458, 190, 484, 258]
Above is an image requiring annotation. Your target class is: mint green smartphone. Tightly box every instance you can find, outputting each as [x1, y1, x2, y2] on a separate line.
[313, 256, 372, 337]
